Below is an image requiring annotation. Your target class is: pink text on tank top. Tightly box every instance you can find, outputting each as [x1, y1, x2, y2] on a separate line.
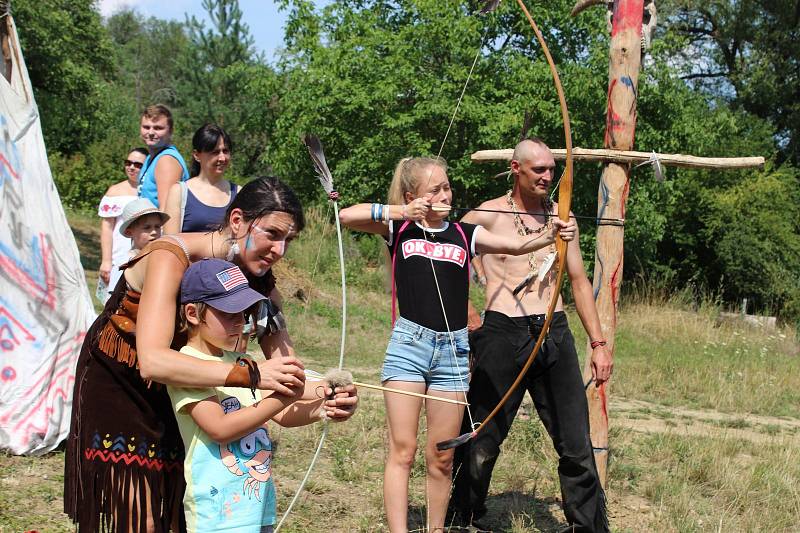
[401, 239, 466, 267]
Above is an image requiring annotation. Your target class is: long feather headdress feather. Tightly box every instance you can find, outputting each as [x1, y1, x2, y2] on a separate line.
[303, 134, 335, 196]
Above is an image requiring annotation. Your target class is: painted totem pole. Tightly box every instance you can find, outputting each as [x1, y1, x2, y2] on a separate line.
[583, 0, 644, 486]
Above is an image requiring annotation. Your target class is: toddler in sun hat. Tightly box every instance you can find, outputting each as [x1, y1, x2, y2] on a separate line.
[118, 198, 170, 258]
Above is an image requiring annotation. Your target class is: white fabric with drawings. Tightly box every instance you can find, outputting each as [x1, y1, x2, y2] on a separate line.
[0, 16, 96, 454]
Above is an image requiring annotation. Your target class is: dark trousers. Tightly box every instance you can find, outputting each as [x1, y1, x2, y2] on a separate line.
[452, 311, 608, 532]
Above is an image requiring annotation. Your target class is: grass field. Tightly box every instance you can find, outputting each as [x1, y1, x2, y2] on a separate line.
[1, 208, 798, 532]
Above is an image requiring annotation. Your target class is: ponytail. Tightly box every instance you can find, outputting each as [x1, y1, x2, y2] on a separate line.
[387, 156, 447, 204]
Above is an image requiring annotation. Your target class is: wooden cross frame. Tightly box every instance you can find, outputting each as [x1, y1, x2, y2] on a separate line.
[469, 0, 765, 487]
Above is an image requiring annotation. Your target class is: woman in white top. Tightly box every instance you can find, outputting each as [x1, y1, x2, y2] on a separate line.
[96, 147, 148, 302]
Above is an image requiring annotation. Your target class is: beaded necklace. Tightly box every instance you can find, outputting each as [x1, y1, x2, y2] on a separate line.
[506, 190, 556, 295]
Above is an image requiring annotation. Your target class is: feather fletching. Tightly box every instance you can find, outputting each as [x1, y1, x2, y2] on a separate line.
[303, 134, 334, 195]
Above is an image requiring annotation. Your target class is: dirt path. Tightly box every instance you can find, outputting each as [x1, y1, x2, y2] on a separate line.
[610, 397, 800, 444]
[517, 394, 800, 443]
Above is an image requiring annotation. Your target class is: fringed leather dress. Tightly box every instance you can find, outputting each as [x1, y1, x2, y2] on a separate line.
[64, 238, 278, 533]
[64, 240, 189, 532]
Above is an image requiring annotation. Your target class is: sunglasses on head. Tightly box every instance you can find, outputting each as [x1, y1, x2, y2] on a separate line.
[124, 160, 144, 169]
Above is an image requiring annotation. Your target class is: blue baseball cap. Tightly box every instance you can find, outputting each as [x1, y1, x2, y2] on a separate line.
[180, 258, 266, 313]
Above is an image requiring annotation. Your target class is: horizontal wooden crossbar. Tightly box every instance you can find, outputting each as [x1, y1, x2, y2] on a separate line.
[471, 147, 765, 169]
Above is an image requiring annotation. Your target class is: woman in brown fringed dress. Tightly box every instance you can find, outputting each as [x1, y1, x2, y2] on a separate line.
[65, 176, 359, 533]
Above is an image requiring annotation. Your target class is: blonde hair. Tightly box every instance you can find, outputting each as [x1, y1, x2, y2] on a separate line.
[387, 156, 448, 205]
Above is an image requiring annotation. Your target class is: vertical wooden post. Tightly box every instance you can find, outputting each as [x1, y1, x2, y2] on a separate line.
[584, 0, 643, 488]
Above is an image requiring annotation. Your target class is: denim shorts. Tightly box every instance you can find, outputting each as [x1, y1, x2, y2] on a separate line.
[381, 317, 470, 392]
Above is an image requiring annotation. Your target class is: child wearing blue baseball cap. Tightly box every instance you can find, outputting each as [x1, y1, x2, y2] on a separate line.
[168, 258, 331, 533]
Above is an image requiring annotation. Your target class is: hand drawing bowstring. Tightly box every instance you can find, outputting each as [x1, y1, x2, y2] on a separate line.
[433, 0, 574, 454]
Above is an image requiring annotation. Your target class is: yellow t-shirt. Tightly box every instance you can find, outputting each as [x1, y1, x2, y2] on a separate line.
[168, 346, 276, 533]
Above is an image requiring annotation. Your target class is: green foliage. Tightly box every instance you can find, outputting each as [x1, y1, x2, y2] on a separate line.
[287, 206, 388, 294]
[15, 0, 800, 321]
[623, 45, 779, 283]
[177, 0, 280, 176]
[14, 0, 119, 154]
[41, 8, 194, 210]
[49, 134, 141, 210]
[43, 1, 277, 208]
[105, 10, 191, 111]
[207, 61, 282, 177]
[702, 165, 800, 323]
[179, 0, 258, 124]
[660, 0, 800, 164]
[269, 0, 610, 207]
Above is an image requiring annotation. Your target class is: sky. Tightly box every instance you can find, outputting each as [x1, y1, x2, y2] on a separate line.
[97, 1, 328, 61]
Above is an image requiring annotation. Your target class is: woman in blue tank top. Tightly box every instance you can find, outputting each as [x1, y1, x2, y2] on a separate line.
[138, 104, 190, 208]
[163, 124, 238, 234]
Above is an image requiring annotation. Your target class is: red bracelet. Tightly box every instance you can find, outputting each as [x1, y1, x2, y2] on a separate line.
[590, 340, 607, 349]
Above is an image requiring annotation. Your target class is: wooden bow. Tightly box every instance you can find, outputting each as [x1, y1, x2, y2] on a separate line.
[275, 136, 349, 531]
[438, 0, 573, 450]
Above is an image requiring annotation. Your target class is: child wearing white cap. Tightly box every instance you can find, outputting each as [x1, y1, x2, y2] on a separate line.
[118, 198, 171, 260]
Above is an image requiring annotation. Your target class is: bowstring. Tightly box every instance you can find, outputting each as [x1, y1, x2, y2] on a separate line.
[436, 28, 484, 163]
[276, 194, 348, 532]
[415, 22, 489, 530]
[300, 203, 333, 324]
[424, 21, 488, 433]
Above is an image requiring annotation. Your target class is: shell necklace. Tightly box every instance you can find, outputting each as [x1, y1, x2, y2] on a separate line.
[506, 190, 557, 295]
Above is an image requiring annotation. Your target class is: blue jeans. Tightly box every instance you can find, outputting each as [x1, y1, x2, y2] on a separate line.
[381, 317, 470, 392]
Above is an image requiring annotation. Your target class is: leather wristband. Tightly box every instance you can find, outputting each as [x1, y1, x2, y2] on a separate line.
[590, 340, 607, 349]
[225, 357, 261, 399]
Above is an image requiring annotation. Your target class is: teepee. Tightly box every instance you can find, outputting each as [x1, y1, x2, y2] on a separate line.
[0, 8, 96, 454]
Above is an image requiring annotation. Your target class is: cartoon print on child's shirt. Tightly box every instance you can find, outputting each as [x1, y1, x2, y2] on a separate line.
[218, 396, 273, 502]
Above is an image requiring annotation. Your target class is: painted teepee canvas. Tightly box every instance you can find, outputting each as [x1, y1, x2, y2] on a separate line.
[0, 13, 96, 455]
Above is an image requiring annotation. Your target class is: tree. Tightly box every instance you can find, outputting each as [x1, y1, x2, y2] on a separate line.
[660, 0, 800, 164]
[702, 165, 800, 322]
[270, 0, 612, 204]
[176, 0, 278, 176]
[180, 0, 259, 125]
[105, 10, 191, 111]
[14, 0, 119, 154]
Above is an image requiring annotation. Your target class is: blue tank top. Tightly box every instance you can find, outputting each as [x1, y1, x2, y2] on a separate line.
[138, 145, 190, 207]
[182, 182, 238, 232]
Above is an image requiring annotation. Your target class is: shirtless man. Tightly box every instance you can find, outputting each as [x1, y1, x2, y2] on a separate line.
[451, 138, 612, 532]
